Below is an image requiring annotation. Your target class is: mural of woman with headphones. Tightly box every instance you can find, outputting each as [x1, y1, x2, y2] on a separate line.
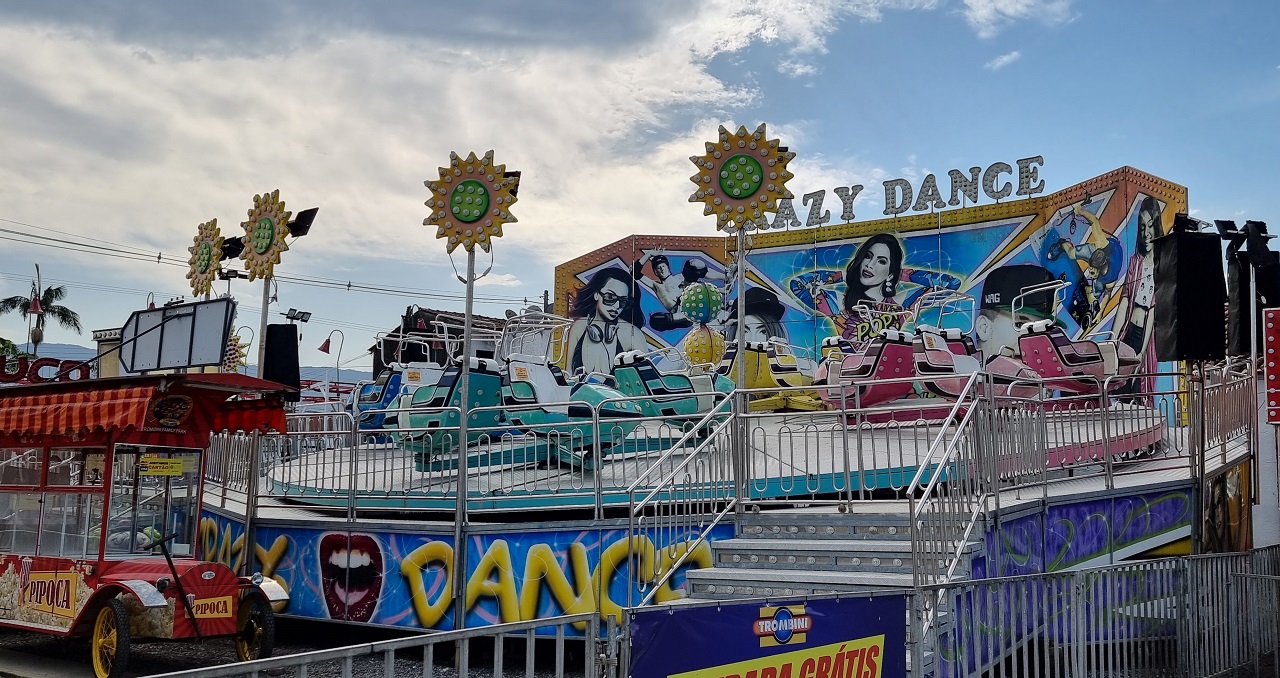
[567, 267, 648, 376]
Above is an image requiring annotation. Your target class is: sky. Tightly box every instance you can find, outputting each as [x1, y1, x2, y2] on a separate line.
[0, 0, 1277, 374]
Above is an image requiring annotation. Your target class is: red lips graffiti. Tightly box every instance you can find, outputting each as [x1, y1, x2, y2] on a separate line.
[319, 533, 383, 622]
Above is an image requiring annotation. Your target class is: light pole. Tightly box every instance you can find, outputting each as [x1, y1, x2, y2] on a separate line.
[318, 330, 344, 402]
[424, 150, 521, 630]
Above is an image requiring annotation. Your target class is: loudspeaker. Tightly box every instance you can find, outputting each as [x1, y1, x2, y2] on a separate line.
[263, 323, 301, 402]
[1154, 231, 1226, 361]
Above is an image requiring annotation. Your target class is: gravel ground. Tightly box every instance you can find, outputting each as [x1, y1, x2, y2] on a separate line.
[0, 618, 594, 678]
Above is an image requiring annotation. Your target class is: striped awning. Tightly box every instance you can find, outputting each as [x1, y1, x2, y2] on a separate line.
[0, 374, 288, 446]
[0, 385, 156, 438]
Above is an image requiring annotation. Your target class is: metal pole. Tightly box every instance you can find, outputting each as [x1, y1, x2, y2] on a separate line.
[733, 227, 748, 517]
[257, 276, 271, 377]
[452, 247, 476, 630]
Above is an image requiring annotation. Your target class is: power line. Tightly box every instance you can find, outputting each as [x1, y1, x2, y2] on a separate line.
[0, 222, 534, 305]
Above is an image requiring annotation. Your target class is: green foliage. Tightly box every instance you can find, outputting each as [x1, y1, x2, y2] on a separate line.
[0, 280, 82, 357]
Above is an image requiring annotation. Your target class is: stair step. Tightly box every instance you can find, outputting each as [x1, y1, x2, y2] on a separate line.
[686, 567, 914, 599]
[738, 518, 913, 540]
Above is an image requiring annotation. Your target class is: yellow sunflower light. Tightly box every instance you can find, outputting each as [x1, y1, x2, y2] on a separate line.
[186, 218, 225, 297]
[222, 335, 249, 373]
[688, 123, 795, 232]
[238, 189, 292, 281]
[424, 150, 520, 253]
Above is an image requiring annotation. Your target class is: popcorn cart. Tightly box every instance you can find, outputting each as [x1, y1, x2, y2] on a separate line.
[0, 373, 289, 678]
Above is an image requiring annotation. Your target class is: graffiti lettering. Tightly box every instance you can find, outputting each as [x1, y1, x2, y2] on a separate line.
[401, 535, 712, 630]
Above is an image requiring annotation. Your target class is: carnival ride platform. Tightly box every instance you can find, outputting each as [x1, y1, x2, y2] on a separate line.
[257, 401, 1170, 513]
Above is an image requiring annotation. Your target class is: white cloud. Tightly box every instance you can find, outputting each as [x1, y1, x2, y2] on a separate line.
[985, 51, 1022, 70]
[475, 272, 522, 287]
[963, 0, 1075, 38]
[778, 59, 818, 78]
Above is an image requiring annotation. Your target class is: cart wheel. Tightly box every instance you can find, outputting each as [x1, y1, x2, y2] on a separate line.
[235, 594, 275, 662]
[91, 599, 130, 678]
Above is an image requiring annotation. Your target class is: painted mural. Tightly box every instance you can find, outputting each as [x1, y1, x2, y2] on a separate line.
[554, 167, 1186, 394]
[199, 509, 729, 635]
[973, 487, 1195, 579]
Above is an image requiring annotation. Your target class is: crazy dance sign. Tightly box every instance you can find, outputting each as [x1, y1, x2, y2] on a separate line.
[555, 166, 1185, 397]
[629, 595, 906, 678]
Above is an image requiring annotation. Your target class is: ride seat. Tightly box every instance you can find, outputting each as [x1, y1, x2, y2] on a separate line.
[1018, 319, 1055, 335]
[881, 329, 914, 343]
[506, 354, 573, 402]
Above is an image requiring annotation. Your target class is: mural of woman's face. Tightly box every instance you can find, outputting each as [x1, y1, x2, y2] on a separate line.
[595, 278, 631, 322]
[743, 315, 770, 342]
[859, 243, 893, 287]
[1139, 208, 1158, 245]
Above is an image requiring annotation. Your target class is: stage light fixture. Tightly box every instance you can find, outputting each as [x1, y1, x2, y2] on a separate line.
[288, 207, 319, 238]
[220, 237, 246, 261]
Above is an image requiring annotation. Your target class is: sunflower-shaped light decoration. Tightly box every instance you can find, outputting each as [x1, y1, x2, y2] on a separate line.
[186, 219, 225, 297]
[238, 189, 292, 282]
[221, 334, 249, 373]
[688, 123, 795, 232]
[424, 150, 521, 253]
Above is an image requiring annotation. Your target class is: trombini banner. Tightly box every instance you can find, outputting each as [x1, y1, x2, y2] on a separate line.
[628, 594, 907, 678]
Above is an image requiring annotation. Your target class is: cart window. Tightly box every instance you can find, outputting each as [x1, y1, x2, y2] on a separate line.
[106, 446, 202, 557]
[37, 492, 103, 558]
[0, 491, 42, 555]
[47, 448, 106, 487]
[0, 449, 43, 486]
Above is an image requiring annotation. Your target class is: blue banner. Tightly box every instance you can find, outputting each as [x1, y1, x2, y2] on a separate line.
[629, 594, 907, 678]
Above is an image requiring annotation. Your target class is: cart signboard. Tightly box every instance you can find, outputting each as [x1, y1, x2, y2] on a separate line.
[119, 298, 236, 373]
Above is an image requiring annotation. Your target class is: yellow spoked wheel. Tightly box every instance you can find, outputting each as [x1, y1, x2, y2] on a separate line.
[235, 594, 276, 662]
[91, 599, 130, 678]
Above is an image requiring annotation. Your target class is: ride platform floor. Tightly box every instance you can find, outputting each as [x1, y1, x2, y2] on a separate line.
[255, 403, 1168, 513]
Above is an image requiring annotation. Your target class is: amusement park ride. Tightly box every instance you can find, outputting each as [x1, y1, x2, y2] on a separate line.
[0, 130, 1271, 678]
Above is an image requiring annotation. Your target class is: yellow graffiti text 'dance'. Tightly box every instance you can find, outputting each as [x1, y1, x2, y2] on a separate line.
[400, 536, 712, 630]
[670, 635, 885, 678]
[23, 572, 78, 618]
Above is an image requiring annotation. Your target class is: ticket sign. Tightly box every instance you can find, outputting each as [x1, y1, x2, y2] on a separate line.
[140, 457, 185, 476]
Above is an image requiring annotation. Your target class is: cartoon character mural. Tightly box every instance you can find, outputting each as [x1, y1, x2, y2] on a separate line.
[555, 168, 1185, 393]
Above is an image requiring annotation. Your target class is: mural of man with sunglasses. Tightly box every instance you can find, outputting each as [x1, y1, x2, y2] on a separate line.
[567, 267, 647, 376]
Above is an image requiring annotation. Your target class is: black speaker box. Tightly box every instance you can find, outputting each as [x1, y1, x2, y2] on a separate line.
[263, 323, 301, 401]
[1154, 231, 1226, 362]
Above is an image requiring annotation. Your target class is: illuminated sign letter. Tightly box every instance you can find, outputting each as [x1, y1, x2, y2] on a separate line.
[911, 174, 946, 212]
[769, 198, 803, 229]
[802, 190, 831, 228]
[982, 162, 1014, 201]
[1016, 155, 1045, 196]
[947, 167, 981, 206]
[882, 179, 913, 216]
[831, 185, 863, 222]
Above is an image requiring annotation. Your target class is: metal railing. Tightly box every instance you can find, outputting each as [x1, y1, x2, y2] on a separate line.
[151, 614, 601, 678]
[615, 545, 1280, 678]
[625, 398, 738, 606]
[919, 545, 1280, 678]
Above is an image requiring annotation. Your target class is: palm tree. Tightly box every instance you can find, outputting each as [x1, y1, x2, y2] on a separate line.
[0, 278, 82, 357]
